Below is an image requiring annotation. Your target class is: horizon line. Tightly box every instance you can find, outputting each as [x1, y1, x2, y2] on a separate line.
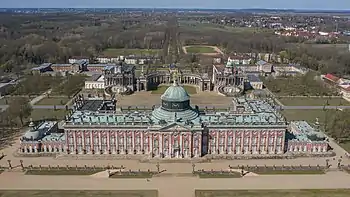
[0, 7, 349, 11]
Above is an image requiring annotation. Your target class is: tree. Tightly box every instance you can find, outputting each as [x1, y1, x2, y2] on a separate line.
[8, 97, 32, 126]
[327, 110, 350, 143]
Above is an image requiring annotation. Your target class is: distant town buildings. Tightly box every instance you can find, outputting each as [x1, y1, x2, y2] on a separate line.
[322, 73, 350, 101]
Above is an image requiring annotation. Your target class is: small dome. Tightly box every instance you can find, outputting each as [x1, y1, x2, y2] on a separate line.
[161, 82, 190, 102]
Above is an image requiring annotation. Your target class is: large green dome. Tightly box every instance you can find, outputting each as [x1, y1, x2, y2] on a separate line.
[161, 82, 190, 102]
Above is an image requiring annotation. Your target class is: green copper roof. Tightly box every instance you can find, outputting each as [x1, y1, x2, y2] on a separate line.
[160, 81, 190, 102]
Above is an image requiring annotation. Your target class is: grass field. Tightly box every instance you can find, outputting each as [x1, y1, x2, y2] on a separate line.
[0, 96, 27, 105]
[195, 172, 242, 178]
[339, 141, 350, 153]
[252, 170, 325, 175]
[29, 109, 68, 121]
[109, 172, 153, 178]
[25, 169, 103, 175]
[0, 98, 8, 105]
[185, 46, 216, 53]
[151, 85, 197, 94]
[195, 189, 350, 197]
[281, 109, 333, 122]
[35, 97, 70, 105]
[101, 48, 161, 57]
[278, 97, 350, 106]
[0, 190, 158, 197]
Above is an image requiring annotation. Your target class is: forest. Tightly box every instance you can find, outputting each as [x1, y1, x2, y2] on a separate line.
[0, 13, 349, 76]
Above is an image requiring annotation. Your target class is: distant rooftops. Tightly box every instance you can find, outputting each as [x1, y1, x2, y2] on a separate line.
[247, 74, 262, 83]
[65, 97, 286, 129]
[31, 63, 53, 71]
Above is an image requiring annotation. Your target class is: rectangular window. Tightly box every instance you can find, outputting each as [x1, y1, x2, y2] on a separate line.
[194, 138, 199, 147]
[228, 137, 233, 145]
[219, 137, 224, 144]
[253, 137, 258, 144]
[136, 136, 141, 145]
[236, 137, 241, 144]
[86, 137, 90, 145]
[244, 137, 249, 144]
[110, 136, 115, 145]
[94, 137, 98, 144]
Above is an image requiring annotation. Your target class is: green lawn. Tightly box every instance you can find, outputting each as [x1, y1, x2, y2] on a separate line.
[195, 189, 350, 197]
[151, 85, 197, 94]
[278, 97, 350, 106]
[339, 141, 350, 153]
[281, 109, 334, 123]
[0, 190, 158, 197]
[101, 48, 161, 57]
[109, 172, 153, 178]
[195, 172, 242, 178]
[0, 98, 8, 105]
[0, 96, 27, 105]
[185, 46, 217, 53]
[29, 109, 68, 122]
[35, 97, 70, 105]
[252, 170, 325, 175]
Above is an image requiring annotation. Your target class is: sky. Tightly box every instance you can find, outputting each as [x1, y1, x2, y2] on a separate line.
[1, 0, 350, 10]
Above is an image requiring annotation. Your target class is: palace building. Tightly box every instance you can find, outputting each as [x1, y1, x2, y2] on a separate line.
[67, 80, 286, 157]
[19, 80, 329, 157]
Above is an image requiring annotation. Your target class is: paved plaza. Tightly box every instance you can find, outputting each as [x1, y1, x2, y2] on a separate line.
[1, 130, 350, 197]
[1, 171, 350, 197]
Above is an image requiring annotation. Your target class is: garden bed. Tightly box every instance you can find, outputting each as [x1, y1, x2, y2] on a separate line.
[238, 165, 326, 175]
[24, 166, 110, 175]
[195, 189, 350, 197]
[109, 171, 154, 178]
[194, 171, 242, 178]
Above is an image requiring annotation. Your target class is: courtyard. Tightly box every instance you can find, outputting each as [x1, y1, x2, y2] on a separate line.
[151, 85, 197, 94]
[117, 91, 232, 108]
